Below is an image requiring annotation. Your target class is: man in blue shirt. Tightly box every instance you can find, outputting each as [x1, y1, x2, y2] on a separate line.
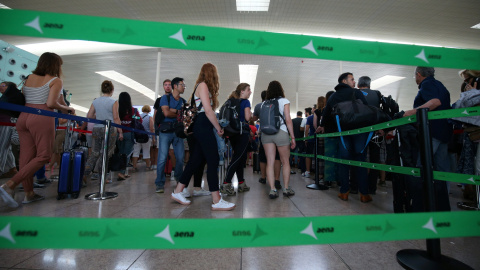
[155, 77, 186, 193]
[403, 66, 452, 211]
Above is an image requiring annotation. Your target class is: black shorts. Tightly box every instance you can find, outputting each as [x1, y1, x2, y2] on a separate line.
[305, 141, 315, 155]
[259, 139, 280, 163]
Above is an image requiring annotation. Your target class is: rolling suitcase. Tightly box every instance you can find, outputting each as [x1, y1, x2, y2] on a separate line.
[57, 120, 85, 200]
[252, 152, 260, 173]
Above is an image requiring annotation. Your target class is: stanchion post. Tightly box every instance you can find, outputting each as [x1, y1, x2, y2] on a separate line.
[396, 108, 473, 270]
[307, 134, 328, 190]
[85, 120, 118, 200]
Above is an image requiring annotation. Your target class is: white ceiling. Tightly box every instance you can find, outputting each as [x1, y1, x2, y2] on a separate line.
[1, 0, 479, 116]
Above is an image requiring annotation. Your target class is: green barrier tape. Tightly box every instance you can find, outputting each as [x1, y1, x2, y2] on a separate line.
[1, 9, 480, 69]
[290, 152, 315, 158]
[316, 155, 420, 176]
[1, 212, 479, 249]
[428, 107, 480, 120]
[296, 135, 315, 141]
[315, 155, 480, 185]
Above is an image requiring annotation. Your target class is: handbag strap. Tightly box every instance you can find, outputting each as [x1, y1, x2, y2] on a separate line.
[335, 115, 373, 153]
[190, 83, 203, 111]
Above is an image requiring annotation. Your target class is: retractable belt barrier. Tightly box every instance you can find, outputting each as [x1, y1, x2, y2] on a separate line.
[0, 102, 155, 136]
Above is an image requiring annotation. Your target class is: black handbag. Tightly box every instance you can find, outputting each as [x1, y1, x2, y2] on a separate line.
[333, 91, 390, 131]
[108, 143, 127, 171]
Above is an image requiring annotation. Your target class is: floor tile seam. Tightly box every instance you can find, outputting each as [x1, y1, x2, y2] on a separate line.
[329, 244, 353, 270]
[126, 249, 147, 270]
[8, 249, 47, 269]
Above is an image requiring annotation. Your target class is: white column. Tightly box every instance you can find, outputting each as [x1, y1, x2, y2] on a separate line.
[154, 49, 162, 99]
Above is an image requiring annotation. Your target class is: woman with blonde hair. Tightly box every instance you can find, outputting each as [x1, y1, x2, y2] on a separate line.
[132, 105, 155, 171]
[0, 52, 75, 207]
[171, 63, 235, 211]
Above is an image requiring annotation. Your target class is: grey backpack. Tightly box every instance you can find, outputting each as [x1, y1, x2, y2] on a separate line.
[259, 98, 285, 135]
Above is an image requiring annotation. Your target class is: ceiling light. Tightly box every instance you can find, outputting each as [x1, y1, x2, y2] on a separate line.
[239, 64, 259, 105]
[0, 3, 11, 9]
[471, 23, 480, 30]
[236, 0, 270, 11]
[69, 103, 89, 113]
[370, 75, 405, 89]
[95, 70, 155, 100]
[17, 40, 151, 56]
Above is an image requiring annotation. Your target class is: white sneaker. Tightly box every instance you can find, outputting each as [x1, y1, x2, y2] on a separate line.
[181, 189, 191, 198]
[193, 188, 211, 196]
[302, 171, 310, 178]
[211, 198, 235, 211]
[171, 191, 191, 205]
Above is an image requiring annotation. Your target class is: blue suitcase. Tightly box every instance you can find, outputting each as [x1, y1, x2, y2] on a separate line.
[57, 150, 85, 200]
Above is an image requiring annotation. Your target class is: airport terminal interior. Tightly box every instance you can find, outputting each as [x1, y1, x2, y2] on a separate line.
[1, 0, 480, 269]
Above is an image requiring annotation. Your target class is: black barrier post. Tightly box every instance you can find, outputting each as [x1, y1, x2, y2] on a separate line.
[85, 120, 119, 201]
[307, 134, 329, 190]
[396, 108, 472, 270]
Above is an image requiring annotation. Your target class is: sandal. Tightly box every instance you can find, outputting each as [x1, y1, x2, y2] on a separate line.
[22, 193, 45, 204]
[0, 184, 18, 208]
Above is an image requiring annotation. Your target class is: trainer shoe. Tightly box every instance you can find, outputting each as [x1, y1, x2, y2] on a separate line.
[181, 189, 191, 198]
[269, 189, 279, 199]
[155, 186, 164, 193]
[258, 178, 266, 184]
[18, 182, 45, 191]
[302, 171, 311, 178]
[220, 183, 236, 196]
[290, 170, 296, 174]
[36, 178, 52, 184]
[193, 188, 211, 196]
[0, 184, 18, 208]
[211, 198, 235, 211]
[282, 187, 295, 196]
[171, 191, 191, 205]
[22, 193, 45, 204]
[238, 182, 250, 192]
[274, 180, 282, 190]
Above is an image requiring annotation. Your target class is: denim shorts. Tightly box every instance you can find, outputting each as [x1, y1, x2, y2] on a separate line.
[261, 130, 290, 146]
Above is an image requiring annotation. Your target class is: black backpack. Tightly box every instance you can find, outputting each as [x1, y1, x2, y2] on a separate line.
[380, 94, 399, 118]
[132, 109, 149, 143]
[219, 98, 244, 135]
[259, 98, 285, 135]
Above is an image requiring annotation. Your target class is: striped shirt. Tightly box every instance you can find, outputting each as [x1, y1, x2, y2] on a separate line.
[23, 77, 59, 104]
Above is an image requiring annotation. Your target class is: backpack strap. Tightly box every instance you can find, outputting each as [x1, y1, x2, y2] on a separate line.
[191, 83, 203, 111]
[276, 97, 286, 125]
[336, 115, 373, 153]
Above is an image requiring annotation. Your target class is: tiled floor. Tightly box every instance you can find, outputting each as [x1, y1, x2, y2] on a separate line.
[1, 162, 479, 270]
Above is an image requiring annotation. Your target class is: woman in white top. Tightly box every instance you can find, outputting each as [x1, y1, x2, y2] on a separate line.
[0, 52, 75, 207]
[261, 81, 296, 199]
[132, 105, 155, 170]
[171, 63, 235, 211]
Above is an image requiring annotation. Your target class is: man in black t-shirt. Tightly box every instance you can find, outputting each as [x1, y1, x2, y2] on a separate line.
[151, 79, 172, 170]
[291, 111, 304, 172]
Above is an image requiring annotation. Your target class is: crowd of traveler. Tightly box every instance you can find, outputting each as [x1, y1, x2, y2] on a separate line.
[1, 51, 479, 213]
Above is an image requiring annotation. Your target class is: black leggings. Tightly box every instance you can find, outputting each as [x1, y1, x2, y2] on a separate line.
[179, 114, 219, 192]
[187, 135, 206, 188]
[224, 132, 249, 183]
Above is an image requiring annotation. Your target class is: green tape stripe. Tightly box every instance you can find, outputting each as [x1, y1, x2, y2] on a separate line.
[316, 117, 416, 137]
[428, 107, 480, 120]
[291, 152, 315, 158]
[316, 155, 480, 185]
[1, 9, 480, 69]
[1, 212, 479, 249]
[296, 135, 314, 141]
[317, 155, 420, 176]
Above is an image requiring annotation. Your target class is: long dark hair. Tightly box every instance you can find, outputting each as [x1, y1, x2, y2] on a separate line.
[266, 80, 285, 100]
[32, 52, 63, 77]
[118, 92, 132, 119]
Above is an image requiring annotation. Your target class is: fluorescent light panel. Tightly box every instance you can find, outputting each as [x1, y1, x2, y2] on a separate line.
[95, 70, 155, 100]
[370, 75, 405, 89]
[472, 23, 480, 29]
[239, 64, 259, 105]
[17, 40, 150, 56]
[236, 0, 270, 11]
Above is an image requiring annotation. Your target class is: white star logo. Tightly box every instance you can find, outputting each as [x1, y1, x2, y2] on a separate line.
[415, 49, 429, 63]
[0, 223, 15, 244]
[169, 29, 187, 46]
[302, 40, 317, 55]
[155, 224, 174, 244]
[462, 109, 469, 115]
[422, 217, 437, 234]
[467, 177, 475, 184]
[25, 16, 43, 34]
[389, 167, 393, 171]
[300, 222, 317, 240]
[411, 170, 415, 174]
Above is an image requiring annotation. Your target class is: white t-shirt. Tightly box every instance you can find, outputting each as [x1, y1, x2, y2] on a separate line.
[300, 117, 307, 128]
[277, 97, 290, 133]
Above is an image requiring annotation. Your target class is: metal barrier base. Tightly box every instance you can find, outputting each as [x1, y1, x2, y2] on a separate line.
[306, 183, 329, 190]
[84, 192, 118, 200]
[457, 202, 480, 211]
[396, 249, 473, 270]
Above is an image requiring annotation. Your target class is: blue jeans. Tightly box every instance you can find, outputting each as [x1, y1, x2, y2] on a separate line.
[35, 165, 46, 180]
[155, 131, 184, 188]
[337, 133, 369, 194]
[117, 132, 134, 174]
[324, 137, 339, 182]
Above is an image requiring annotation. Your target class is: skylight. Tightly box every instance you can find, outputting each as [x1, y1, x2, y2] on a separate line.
[371, 75, 405, 89]
[239, 64, 259, 105]
[236, 0, 270, 12]
[471, 23, 480, 30]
